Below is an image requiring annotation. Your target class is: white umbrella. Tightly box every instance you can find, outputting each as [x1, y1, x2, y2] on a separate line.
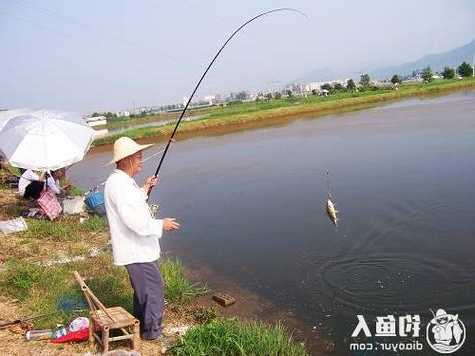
[0, 110, 95, 171]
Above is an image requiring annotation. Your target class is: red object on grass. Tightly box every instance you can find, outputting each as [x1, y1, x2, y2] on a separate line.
[51, 328, 89, 343]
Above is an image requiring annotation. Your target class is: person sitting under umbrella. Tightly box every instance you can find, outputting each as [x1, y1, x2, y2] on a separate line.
[19, 168, 69, 199]
[46, 168, 71, 196]
[18, 168, 40, 198]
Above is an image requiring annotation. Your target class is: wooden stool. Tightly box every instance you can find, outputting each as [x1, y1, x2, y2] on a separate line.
[74, 271, 140, 352]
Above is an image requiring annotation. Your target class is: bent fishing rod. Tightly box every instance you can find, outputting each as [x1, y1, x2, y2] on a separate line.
[147, 7, 307, 198]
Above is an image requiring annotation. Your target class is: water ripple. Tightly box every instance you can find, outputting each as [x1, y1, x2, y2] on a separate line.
[318, 253, 473, 313]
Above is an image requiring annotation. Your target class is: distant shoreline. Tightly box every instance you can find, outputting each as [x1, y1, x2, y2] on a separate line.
[93, 78, 475, 147]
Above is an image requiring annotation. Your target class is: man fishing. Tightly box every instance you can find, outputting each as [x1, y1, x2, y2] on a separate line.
[101, 8, 304, 341]
[104, 136, 180, 340]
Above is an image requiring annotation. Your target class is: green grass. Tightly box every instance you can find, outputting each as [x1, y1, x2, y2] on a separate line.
[93, 77, 475, 146]
[19, 215, 107, 241]
[21, 218, 77, 241]
[0, 256, 204, 328]
[171, 319, 309, 356]
[0, 259, 85, 327]
[67, 185, 84, 197]
[2, 260, 44, 301]
[0, 256, 134, 327]
[4, 165, 22, 177]
[82, 215, 107, 231]
[161, 258, 208, 304]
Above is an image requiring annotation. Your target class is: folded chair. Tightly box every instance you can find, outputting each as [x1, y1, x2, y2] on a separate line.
[73, 271, 140, 352]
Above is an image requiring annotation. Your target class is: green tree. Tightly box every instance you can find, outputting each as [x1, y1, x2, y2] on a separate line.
[457, 61, 473, 77]
[346, 79, 356, 90]
[320, 83, 332, 91]
[390, 74, 401, 85]
[265, 93, 273, 100]
[311, 89, 318, 96]
[421, 66, 433, 82]
[235, 91, 248, 100]
[333, 83, 344, 91]
[359, 73, 370, 87]
[286, 89, 293, 97]
[442, 66, 455, 79]
[274, 92, 282, 99]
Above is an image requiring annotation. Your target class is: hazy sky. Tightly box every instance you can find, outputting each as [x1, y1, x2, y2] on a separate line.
[1, 0, 474, 112]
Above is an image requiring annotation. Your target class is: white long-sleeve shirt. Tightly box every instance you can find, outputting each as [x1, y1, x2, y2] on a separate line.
[18, 169, 39, 196]
[104, 169, 163, 265]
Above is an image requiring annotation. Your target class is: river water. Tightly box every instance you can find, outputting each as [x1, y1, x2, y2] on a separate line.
[70, 91, 475, 355]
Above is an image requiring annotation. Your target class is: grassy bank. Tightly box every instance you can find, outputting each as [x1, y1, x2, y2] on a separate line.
[172, 319, 309, 356]
[94, 78, 475, 146]
[0, 255, 205, 329]
[0, 166, 310, 355]
[100, 106, 215, 130]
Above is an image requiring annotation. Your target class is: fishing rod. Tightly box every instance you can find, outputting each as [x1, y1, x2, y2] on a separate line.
[148, 7, 307, 197]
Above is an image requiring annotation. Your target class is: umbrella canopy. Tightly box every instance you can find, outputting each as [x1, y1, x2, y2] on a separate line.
[0, 109, 31, 131]
[0, 110, 95, 171]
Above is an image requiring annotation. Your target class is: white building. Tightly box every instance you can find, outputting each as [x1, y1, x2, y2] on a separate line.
[304, 82, 323, 92]
[204, 95, 216, 105]
[86, 116, 107, 127]
[116, 111, 130, 117]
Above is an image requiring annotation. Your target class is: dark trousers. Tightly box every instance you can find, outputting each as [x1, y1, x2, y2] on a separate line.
[125, 261, 164, 339]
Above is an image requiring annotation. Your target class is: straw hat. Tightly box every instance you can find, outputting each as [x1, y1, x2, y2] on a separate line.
[110, 137, 154, 164]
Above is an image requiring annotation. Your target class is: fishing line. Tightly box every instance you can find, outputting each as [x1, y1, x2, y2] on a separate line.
[326, 170, 334, 198]
[142, 148, 165, 163]
[147, 8, 308, 198]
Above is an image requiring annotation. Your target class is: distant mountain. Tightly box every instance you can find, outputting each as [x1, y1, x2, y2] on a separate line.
[370, 39, 475, 79]
[295, 66, 343, 83]
[297, 39, 475, 83]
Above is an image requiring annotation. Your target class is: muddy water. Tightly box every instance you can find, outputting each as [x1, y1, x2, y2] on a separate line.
[70, 91, 475, 355]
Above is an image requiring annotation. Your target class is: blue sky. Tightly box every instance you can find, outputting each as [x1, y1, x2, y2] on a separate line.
[1, 0, 474, 112]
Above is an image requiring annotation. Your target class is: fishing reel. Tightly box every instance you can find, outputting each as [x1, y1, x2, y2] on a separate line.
[148, 203, 160, 218]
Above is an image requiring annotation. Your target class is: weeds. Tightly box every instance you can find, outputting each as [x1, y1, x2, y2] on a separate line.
[87, 273, 133, 312]
[172, 319, 309, 356]
[161, 258, 208, 304]
[192, 306, 218, 324]
[82, 215, 107, 231]
[67, 185, 84, 197]
[2, 260, 43, 301]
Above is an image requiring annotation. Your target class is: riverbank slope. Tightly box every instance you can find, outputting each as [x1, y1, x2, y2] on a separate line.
[0, 167, 312, 355]
[94, 78, 475, 146]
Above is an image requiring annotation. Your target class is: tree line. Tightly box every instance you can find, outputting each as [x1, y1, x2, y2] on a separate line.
[417, 61, 473, 83]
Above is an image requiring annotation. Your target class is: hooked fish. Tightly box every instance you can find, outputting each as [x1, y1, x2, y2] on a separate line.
[326, 194, 339, 226]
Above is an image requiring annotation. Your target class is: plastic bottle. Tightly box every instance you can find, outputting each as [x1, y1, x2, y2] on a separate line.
[25, 329, 53, 341]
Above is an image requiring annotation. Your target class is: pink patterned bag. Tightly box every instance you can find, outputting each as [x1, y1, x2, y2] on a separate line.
[37, 188, 62, 220]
